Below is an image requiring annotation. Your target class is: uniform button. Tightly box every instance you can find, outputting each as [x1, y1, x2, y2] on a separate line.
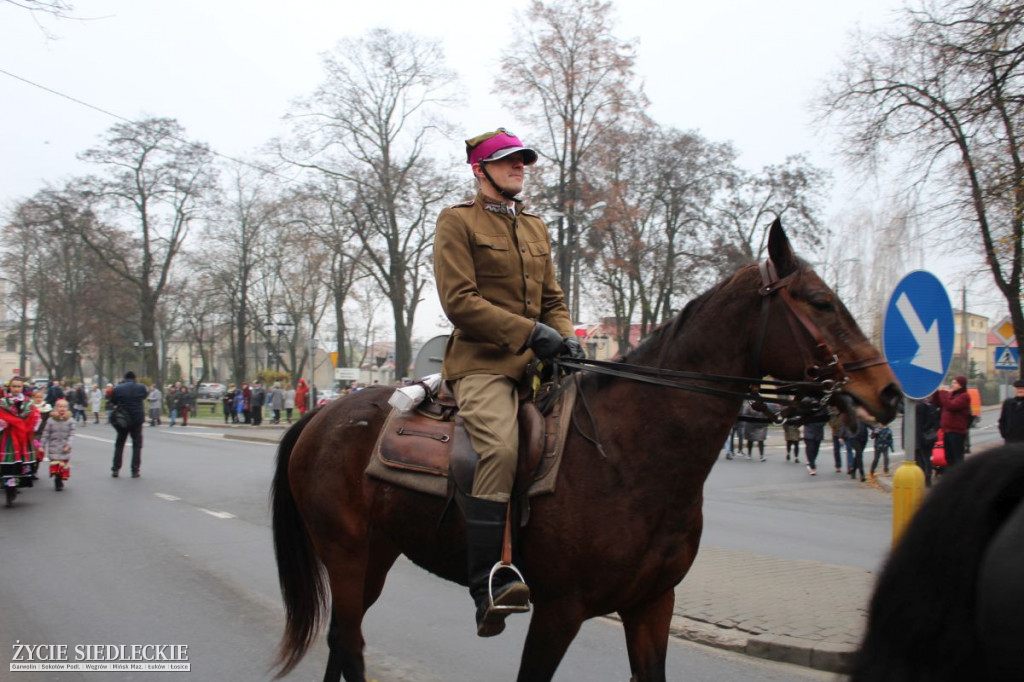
[520, 247, 527, 253]
[525, 274, 530, 279]
[526, 299, 532, 305]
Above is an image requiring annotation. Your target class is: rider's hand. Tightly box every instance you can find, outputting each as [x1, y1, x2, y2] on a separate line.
[562, 338, 585, 360]
[526, 322, 564, 360]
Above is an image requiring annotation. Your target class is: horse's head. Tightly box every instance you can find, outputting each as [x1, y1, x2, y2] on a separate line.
[755, 219, 901, 425]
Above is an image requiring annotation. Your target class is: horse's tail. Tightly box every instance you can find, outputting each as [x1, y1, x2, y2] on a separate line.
[270, 408, 327, 678]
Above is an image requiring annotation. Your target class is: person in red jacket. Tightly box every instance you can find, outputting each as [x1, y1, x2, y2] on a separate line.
[932, 375, 973, 468]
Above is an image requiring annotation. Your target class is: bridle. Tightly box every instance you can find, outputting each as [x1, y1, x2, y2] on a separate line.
[754, 256, 886, 402]
[555, 256, 887, 428]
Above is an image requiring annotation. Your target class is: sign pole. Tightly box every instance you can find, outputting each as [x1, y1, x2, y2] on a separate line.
[892, 397, 924, 547]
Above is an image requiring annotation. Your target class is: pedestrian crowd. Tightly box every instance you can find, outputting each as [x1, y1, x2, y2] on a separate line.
[0, 373, 315, 503]
[723, 374, 1024, 488]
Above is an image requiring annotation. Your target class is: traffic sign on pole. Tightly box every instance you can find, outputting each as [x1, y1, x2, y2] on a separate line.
[884, 270, 954, 546]
[994, 346, 1020, 372]
[882, 271, 955, 400]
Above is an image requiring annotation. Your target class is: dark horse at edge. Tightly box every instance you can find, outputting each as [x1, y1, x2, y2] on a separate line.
[271, 221, 902, 681]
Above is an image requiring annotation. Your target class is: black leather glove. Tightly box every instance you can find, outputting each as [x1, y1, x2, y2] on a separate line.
[562, 337, 585, 360]
[526, 322, 564, 360]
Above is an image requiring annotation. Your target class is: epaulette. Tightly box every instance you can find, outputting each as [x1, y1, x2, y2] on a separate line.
[448, 199, 475, 209]
[520, 209, 540, 218]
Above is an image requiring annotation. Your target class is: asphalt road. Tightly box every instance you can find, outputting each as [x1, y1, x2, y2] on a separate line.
[0, 407, 1004, 681]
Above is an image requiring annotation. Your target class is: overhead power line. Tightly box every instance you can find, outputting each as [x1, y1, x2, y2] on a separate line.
[0, 66, 298, 182]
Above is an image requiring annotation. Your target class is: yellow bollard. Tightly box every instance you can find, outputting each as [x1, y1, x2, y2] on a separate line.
[892, 460, 926, 548]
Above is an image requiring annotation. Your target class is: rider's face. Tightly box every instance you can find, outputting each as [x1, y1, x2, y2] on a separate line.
[474, 152, 526, 199]
[9, 382, 23, 396]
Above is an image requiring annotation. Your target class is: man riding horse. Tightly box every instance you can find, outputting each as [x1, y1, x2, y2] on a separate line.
[433, 128, 584, 636]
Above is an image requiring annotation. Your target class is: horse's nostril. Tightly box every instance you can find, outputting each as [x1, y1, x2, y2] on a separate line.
[882, 383, 903, 407]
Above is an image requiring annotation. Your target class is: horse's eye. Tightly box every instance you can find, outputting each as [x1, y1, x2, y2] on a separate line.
[798, 292, 831, 311]
[807, 297, 835, 312]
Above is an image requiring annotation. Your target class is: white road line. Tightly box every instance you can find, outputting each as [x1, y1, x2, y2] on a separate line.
[198, 508, 236, 519]
[163, 430, 228, 440]
[77, 434, 115, 444]
[154, 493, 235, 519]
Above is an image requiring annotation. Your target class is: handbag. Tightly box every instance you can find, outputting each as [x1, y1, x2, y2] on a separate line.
[109, 404, 131, 430]
[931, 429, 946, 467]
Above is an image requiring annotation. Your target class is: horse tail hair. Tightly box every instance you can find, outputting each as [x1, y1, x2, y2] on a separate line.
[270, 408, 328, 678]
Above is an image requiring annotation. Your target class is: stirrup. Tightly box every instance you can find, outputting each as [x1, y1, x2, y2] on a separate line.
[487, 562, 531, 613]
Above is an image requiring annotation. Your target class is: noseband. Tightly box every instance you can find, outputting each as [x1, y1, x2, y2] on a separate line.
[755, 257, 885, 395]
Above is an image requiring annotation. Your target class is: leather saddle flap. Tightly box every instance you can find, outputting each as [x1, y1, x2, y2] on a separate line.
[377, 410, 454, 476]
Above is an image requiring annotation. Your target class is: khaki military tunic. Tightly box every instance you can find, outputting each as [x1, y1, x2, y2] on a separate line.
[434, 191, 574, 381]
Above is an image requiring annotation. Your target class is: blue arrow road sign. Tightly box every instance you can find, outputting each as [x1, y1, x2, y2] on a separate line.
[994, 346, 1020, 371]
[882, 271, 955, 399]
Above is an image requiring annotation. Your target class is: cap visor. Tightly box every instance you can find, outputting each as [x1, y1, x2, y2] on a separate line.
[482, 146, 538, 165]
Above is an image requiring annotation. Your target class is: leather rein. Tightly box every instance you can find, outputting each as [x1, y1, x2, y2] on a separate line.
[555, 256, 887, 427]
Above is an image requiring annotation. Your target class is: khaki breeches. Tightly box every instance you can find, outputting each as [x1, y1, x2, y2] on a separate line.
[452, 374, 519, 503]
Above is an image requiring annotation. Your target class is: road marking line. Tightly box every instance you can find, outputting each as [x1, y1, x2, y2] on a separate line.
[154, 493, 180, 502]
[164, 430, 228, 440]
[77, 434, 115, 444]
[199, 508, 236, 519]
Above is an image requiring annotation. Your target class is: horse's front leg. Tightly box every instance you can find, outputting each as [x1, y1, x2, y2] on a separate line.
[619, 589, 674, 682]
[515, 598, 586, 682]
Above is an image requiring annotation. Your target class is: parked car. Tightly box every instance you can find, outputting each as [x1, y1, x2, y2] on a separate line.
[316, 389, 339, 406]
[197, 382, 227, 400]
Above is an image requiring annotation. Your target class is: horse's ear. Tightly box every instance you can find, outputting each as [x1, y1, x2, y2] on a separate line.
[766, 218, 798, 276]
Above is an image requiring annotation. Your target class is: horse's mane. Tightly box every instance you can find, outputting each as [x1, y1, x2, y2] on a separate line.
[622, 262, 766, 366]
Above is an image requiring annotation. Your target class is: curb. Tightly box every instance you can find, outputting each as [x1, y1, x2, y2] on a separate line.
[222, 433, 282, 444]
[667, 615, 854, 674]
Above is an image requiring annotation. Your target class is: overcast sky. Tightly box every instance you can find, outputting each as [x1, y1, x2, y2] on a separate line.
[3, 0, 902, 191]
[3, 0, 1004, 332]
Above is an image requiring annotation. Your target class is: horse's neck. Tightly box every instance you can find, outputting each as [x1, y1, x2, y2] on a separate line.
[589, 312, 752, 486]
[627, 306, 754, 384]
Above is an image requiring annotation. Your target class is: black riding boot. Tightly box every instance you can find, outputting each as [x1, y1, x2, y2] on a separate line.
[464, 495, 530, 637]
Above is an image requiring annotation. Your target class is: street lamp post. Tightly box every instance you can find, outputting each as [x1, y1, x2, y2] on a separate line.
[308, 337, 317, 411]
[132, 340, 153, 379]
[265, 318, 294, 373]
[62, 349, 82, 380]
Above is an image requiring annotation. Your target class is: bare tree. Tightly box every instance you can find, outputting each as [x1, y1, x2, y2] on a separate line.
[584, 122, 751, 349]
[194, 161, 274, 386]
[820, 0, 1024, 371]
[714, 154, 829, 262]
[280, 180, 366, 371]
[5, 189, 131, 381]
[74, 117, 218, 386]
[284, 28, 458, 377]
[1, 205, 43, 377]
[497, 0, 647, 316]
[3, 0, 74, 15]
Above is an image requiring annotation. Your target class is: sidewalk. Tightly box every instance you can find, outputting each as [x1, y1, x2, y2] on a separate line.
[188, 415, 871, 674]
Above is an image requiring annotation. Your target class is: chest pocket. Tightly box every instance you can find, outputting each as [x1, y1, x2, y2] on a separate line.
[525, 240, 550, 282]
[474, 232, 510, 278]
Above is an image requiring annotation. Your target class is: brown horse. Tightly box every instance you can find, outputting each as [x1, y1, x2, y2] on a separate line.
[271, 221, 901, 681]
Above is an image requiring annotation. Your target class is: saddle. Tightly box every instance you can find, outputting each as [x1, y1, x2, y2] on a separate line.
[366, 378, 576, 501]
